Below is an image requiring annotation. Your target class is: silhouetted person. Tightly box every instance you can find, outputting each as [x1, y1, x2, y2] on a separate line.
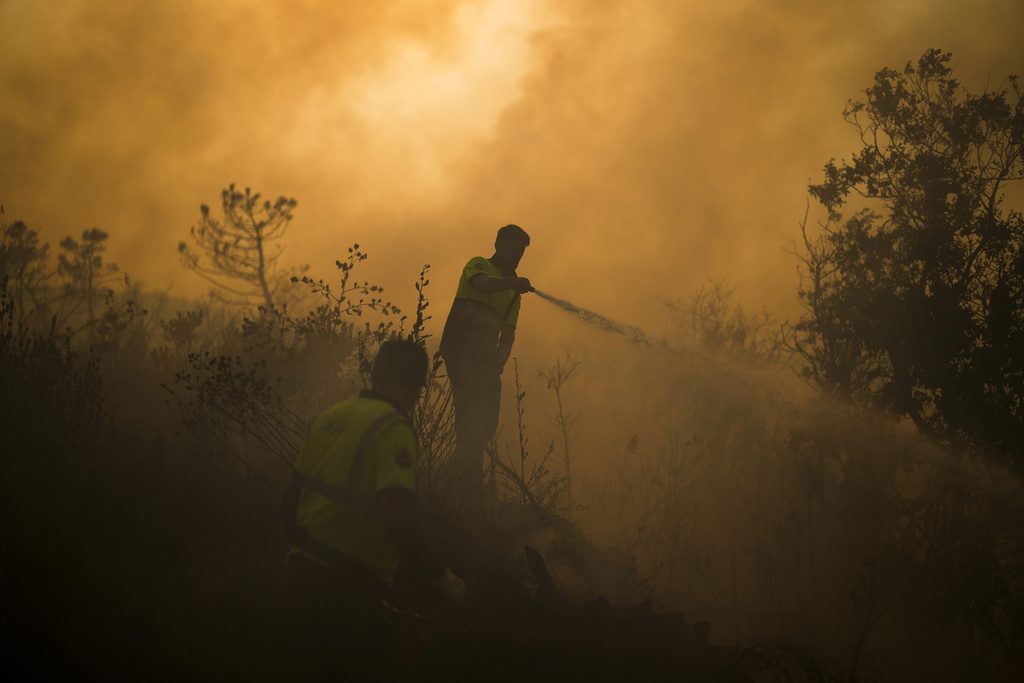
[439, 225, 532, 492]
[284, 338, 465, 680]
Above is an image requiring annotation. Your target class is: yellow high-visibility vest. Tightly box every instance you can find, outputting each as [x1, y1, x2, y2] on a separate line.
[290, 393, 417, 585]
[454, 256, 521, 328]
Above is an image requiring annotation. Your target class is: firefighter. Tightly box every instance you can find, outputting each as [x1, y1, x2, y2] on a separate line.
[439, 224, 532, 493]
[285, 338, 465, 679]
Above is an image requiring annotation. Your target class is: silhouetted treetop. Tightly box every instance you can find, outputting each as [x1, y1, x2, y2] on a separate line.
[791, 49, 1024, 468]
[179, 184, 297, 309]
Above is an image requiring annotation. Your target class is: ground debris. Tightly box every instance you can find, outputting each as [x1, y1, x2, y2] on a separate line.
[411, 539, 754, 682]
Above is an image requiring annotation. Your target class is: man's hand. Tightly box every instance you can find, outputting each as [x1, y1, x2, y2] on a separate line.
[433, 568, 467, 604]
[468, 274, 533, 294]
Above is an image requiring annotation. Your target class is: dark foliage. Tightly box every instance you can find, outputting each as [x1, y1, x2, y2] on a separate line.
[790, 49, 1024, 468]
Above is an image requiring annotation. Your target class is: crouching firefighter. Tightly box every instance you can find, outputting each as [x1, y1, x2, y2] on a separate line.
[284, 338, 466, 680]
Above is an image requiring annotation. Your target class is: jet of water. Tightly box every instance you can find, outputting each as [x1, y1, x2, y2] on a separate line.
[532, 289, 661, 347]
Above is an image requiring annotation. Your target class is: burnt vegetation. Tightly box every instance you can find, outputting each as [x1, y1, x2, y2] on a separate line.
[1, 50, 1023, 681]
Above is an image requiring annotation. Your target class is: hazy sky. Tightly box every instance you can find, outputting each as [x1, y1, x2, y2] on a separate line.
[2, 0, 1022, 334]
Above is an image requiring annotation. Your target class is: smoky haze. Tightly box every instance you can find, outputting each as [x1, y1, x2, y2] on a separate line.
[5, 4, 1024, 677]
[2, 0, 1022, 331]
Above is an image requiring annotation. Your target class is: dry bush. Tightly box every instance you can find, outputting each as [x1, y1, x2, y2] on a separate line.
[578, 335, 1024, 681]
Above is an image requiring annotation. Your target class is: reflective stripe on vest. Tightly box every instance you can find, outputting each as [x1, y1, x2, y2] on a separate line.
[345, 411, 405, 490]
[294, 409, 406, 514]
[292, 471, 372, 514]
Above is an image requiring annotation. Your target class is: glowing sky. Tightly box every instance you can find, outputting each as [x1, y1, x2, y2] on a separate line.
[2, 0, 1022, 334]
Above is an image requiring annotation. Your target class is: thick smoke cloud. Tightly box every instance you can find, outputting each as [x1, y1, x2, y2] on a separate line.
[439, 0, 1024, 329]
[0, 0, 500, 290]
[1, 0, 1021, 332]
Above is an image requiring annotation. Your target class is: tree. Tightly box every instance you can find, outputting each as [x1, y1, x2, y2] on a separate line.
[58, 228, 120, 328]
[790, 49, 1024, 466]
[0, 219, 51, 330]
[179, 184, 297, 309]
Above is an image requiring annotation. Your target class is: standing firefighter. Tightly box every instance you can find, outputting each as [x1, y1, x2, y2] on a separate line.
[440, 224, 532, 492]
[285, 338, 465, 680]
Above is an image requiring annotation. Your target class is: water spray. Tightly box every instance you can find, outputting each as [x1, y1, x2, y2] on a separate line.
[531, 288, 660, 347]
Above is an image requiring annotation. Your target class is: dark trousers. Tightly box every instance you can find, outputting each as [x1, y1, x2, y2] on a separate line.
[287, 553, 390, 681]
[444, 354, 501, 491]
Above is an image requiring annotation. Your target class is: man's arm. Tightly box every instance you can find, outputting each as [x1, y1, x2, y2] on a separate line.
[375, 487, 467, 601]
[469, 273, 532, 294]
[374, 487, 445, 580]
[497, 324, 515, 372]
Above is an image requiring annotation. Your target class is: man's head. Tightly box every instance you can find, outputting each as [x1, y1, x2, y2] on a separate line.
[371, 338, 429, 413]
[494, 224, 530, 271]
